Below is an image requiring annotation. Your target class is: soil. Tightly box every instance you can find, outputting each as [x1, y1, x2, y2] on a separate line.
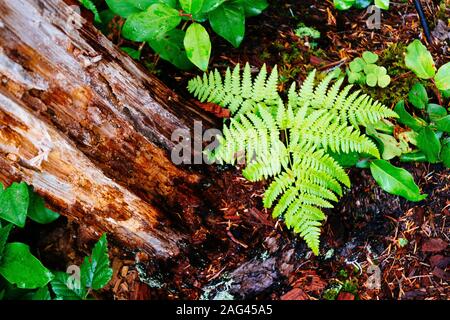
[33, 0, 449, 300]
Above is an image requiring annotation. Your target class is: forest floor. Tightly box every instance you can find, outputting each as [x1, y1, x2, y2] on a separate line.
[33, 0, 449, 300]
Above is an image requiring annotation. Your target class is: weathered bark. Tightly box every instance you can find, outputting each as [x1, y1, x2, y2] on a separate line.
[0, 0, 216, 258]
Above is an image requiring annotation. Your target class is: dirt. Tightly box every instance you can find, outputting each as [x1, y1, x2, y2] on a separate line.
[34, 0, 449, 300]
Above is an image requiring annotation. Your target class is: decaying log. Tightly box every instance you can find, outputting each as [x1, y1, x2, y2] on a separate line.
[0, 0, 217, 257]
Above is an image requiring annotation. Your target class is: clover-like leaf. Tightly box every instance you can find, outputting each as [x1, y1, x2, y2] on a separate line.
[362, 51, 379, 64]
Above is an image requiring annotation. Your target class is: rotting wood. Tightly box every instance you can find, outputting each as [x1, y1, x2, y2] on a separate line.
[0, 0, 218, 256]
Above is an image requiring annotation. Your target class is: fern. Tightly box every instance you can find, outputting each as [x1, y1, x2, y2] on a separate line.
[188, 63, 398, 255]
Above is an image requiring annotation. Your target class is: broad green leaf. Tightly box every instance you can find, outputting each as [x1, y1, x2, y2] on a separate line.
[436, 115, 450, 133]
[79, 0, 102, 23]
[400, 151, 427, 163]
[184, 23, 211, 71]
[122, 4, 181, 42]
[374, 0, 389, 10]
[106, 0, 176, 16]
[209, 2, 245, 48]
[180, 0, 204, 14]
[442, 138, 450, 168]
[362, 51, 378, 64]
[237, 0, 269, 17]
[31, 286, 51, 300]
[50, 271, 84, 300]
[370, 160, 427, 201]
[0, 182, 29, 228]
[80, 234, 113, 290]
[106, 0, 147, 17]
[368, 129, 408, 160]
[201, 0, 225, 13]
[427, 103, 447, 122]
[408, 83, 428, 109]
[329, 151, 361, 168]
[0, 224, 13, 258]
[394, 100, 426, 131]
[121, 47, 142, 60]
[435, 62, 450, 91]
[416, 126, 441, 163]
[405, 40, 436, 79]
[442, 89, 450, 99]
[148, 29, 194, 70]
[0, 243, 54, 289]
[353, 0, 372, 9]
[334, 0, 355, 10]
[27, 189, 60, 225]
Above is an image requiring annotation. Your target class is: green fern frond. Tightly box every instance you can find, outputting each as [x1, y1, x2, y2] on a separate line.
[187, 64, 397, 255]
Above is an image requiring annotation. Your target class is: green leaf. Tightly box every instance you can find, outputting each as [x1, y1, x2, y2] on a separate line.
[405, 40, 436, 79]
[148, 29, 194, 70]
[394, 100, 426, 131]
[31, 286, 51, 300]
[0, 182, 29, 228]
[362, 51, 379, 64]
[236, 0, 269, 17]
[0, 224, 13, 258]
[436, 115, 450, 133]
[408, 83, 428, 109]
[367, 128, 408, 160]
[366, 73, 378, 87]
[50, 271, 84, 300]
[374, 0, 389, 10]
[184, 23, 211, 71]
[122, 4, 181, 42]
[201, 0, 225, 13]
[416, 126, 441, 163]
[106, 0, 146, 17]
[79, 0, 102, 23]
[121, 47, 142, 60]
[334, 0, 356, 10]
[329, 151, 361, 168]
[400, 151, 427, 163]
[442, 138, 450, 168]
[370, 160, 427, 201]
[378, 74, 391, 88]
[209, 2, 245, 48]
[427, 103, 447, 122]
[353, 0, 372, 9]
[0, 243, 54, 289]
[27, 189, 60, 225]
[364, 63, 378, 75]
[80, 234, 113, 290]
[435, 62, 450, 91]
[349, 58, 365, 73]
[180, 0, 204, 14]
